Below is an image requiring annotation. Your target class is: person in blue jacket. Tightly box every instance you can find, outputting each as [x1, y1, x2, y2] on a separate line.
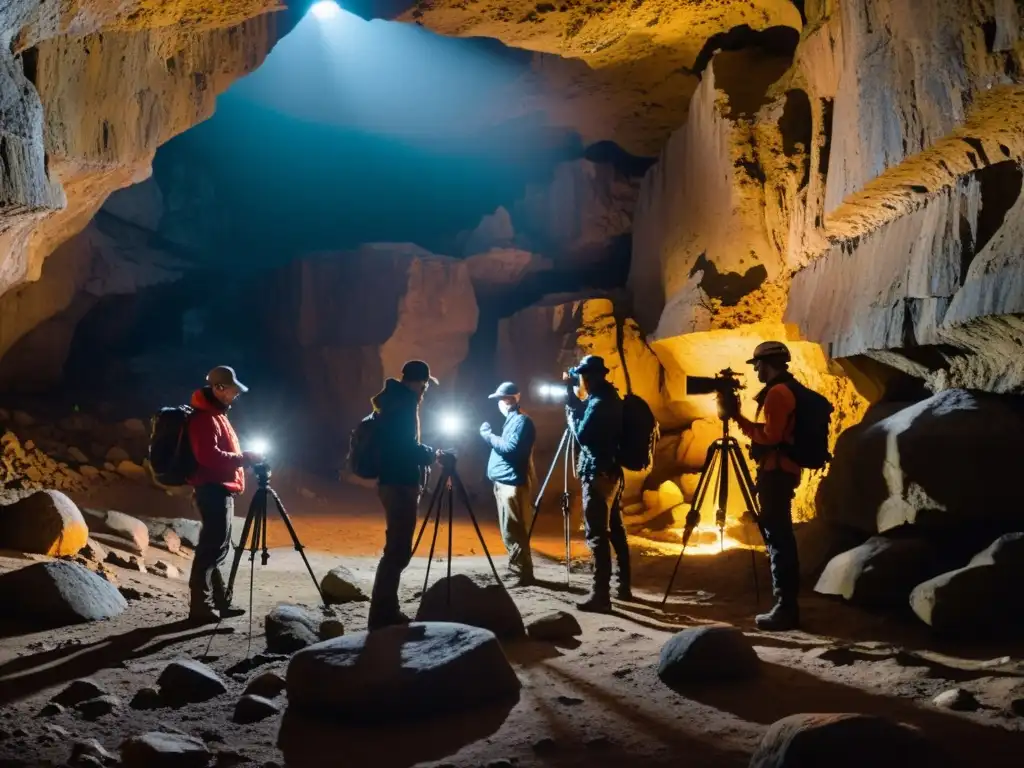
[479, 381, 537, 586]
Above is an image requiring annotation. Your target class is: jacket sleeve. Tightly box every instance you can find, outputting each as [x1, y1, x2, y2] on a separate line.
[738, 385, 796, 446]
[572, 397, 604, 446]
[394, 405, 434, 468]
[189, 414, 244, 473]
[485, 415, 534, 462]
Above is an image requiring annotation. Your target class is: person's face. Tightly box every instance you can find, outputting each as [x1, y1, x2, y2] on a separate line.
[212, 383, 241, 406]
[498, 397, 517, 416]
[405, 379, 429, 401]
[752, 358, 779, 384]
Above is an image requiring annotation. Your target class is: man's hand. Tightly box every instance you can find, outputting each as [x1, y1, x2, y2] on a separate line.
[242, 451, 264, 467]
[716, 391, 740, 421]
[561, 371, 571, 382]
[479, 422, 493, 437]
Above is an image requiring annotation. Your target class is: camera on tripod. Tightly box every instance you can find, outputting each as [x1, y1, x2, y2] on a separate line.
[685, 368, 744, 397]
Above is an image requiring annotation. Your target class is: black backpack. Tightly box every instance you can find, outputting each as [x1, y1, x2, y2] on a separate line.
[780, 379, 834, 469]
[619, 392, 660, 472]
[347, 411, 382, 480]
[148, 405, 196, 486]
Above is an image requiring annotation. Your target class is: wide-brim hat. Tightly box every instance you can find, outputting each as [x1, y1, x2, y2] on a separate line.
[570, 355, 609, 377]
[487, 381, 520, 399]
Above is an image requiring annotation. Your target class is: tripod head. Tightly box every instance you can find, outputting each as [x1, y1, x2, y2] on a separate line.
[437, 450, 457, 470]
[253, 462, 272, 488]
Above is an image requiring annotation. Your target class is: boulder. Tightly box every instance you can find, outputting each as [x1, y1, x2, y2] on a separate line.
[75, 694, 120, 720]
[657, 624, 760, 685]
[749, 713, 950, 768]
[932, 688, 979, 711]
[120, 732, 210, 768]
[286, 622, 520, 721]
[82, 509, 149, 553]
[0, 561, 127, 626]
[80, 538, 108, 563]
[129, 687, 162, 711]
[817, 391, 1024, 534]
[243, 670, 286, 699]
[232, 694, 280, 724]
[909, 533, 1024, 637]
[145, 518, 202, 549]
[265, 604, 324, 653]
[157, 660, 227, 706]
[814, 536, 940, 610]
[53, 679, 107, 707]
[415, 575, 525, 639]
[319, 565, 369, 604]
[525, 611, 582, 642]
[0, 490, 89, 556]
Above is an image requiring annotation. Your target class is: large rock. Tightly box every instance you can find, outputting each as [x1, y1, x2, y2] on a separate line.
[81, 509, 149, 553]
[0, 489, 88, 556]
[286, 622, 520, 721]
[909, 533, 1024, 637]
[817, 390, 1024, 534]
[319, 565, 369, 605]
[525, 611, 582, 643]
[657, 625, 760, 685]
[145, 518, 202, 549]
[750, 713, 950, 768]
[265, 604, 330, 653]
[157, 659, 228, 706]
[0, 560, 126, 626]
[120, 732, 210, 768]
[415, 574, 525, 639]
[814, 536, 940, 610]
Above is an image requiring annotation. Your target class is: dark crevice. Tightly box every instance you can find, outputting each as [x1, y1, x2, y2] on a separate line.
[958, 213, 976, 286]
[735, 158, 766, 184]
[689, 253, 768, 307]
[0, 137, 9, 173]
[973, 160, 1023, 259]
[962, 136, 991, 166]
[689, 25, 800, 77]
[20, 46, 39, 87]
[982, 18, 997, 53]
[779, 89, 812, 189]
[582, 141, 656, 178]
[818, 98, 834, 180]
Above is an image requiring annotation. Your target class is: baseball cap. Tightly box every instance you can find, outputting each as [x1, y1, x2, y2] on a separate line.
[487, 381, 520, 399]
[746, 341, 791, 365]
[570, 355, 609, 377]
[207, 365, 249, 393]
[401, 360, 439, 385]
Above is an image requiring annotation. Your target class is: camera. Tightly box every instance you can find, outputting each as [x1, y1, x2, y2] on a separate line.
[685, 368, 744, 397]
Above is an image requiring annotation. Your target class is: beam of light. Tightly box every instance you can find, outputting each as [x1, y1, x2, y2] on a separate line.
[310, 1, 341, 20]
[247, 437, 270, 455]
[439, 413, 463, 436]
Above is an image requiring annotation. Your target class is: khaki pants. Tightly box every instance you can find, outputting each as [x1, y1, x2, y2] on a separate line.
[493, 481, 534, 578]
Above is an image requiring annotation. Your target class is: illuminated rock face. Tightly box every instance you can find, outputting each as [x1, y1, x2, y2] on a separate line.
[0, 1, 280, 307]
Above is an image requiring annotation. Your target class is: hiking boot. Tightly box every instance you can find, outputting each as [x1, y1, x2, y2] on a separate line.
[576, 592, 613, 614]
[188, 603, 220, 625]
[755, 600, 800, 631]
[509, 573, 536, 588]
[367, 611, 411, 632]
[216, 604, 246, 619]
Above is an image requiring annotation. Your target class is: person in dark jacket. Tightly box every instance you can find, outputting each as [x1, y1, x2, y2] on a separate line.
[564, 355, 630, 612]
[480, 381, 536, 585]
[368, 360, 439, 631]
[187, 365, 263, 623]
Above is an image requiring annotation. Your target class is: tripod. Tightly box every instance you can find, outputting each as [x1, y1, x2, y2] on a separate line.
[411, 454, 506, 606]
[661, 419, 764, 606]
[526, 423, 579, 584]
[226, 463, 330, 644]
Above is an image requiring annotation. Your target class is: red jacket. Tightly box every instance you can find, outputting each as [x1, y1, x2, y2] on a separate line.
[187, 388, 245, 493]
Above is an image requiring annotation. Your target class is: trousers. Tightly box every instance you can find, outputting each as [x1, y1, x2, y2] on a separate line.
[369, 484, 420, 622]
[581, 471, 630, 595]
[493, 481, 534, 577]
[757, 469, 800, 602]
[189, 484, 234, 608]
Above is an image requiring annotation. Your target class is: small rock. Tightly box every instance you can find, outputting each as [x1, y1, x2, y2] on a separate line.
[44, 723, 70, 738]
[122, 418, 148, 436]
[657, 624, 760, 684]
[526, 611, 582, 642]
[74, 755, 105, 768]
[319, 618, 344, 640]
[117, 460, 148, 481]
[106, 550, 145, 571]
[76, 694, 121, 720]
[120, 586, 144, 602]
[53, 678, 107, 707]
[157, 659, 228, 705]
[130, 687, 162, 710]
[556, 695, 584, 706]
[80, 466, 101, 480]
[150, 560, 180, 579]
[105, 447, 130, 464]
[932, 688, 979, 711]
[265, 604, 322, 653]
[200, 729, 224, 743]
[233, 694, 280, 724]
[243, 671, 286, 699]
[68, 447, 90, 464]
[155, 529, 182, 555]
[71, 738, 116, 765]
[319, 565, 369, 604]
[121, 731, 210, 768]
[532, 737, 558, 754]
[38, 702, 66, 717]
[80, 538, 107, 563]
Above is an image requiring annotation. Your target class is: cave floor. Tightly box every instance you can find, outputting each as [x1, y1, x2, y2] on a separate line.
[2, 477, 1024, 768]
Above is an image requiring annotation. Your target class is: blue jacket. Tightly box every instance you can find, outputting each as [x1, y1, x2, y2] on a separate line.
[567, 381, 623, 480]
[371, 379, 434, 487]
[482, 409, 535, 487]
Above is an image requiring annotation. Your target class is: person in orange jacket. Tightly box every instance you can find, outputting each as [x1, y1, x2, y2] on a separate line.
[186, 366, 263, 623]
[718, 341, 802, 631]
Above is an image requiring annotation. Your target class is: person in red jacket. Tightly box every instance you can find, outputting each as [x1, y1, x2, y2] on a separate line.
[187, 365, 263, 623]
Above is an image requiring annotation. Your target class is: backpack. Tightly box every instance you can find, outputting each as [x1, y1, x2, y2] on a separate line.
[618, 393, 660, 472]
[780, 379, 834, 469]
[148, 405, 196, 486]
[347, 411, 381, 480]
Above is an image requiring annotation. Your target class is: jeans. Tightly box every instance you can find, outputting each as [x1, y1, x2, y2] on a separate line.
[369, 484, 420, 623]
[189, 484, 234, 608]
[757, 469, 800, 603]
[493, 481, 534, 577]
[582, 471, 630, 596]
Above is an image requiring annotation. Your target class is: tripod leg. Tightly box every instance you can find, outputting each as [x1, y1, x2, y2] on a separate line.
[716, 439, 730, 553]
[446, 483, 454, 607]
[563, 496, 571, 586]
[452, 472, 506, 589]
[226, 490, 262, 601]
[412, 473, 446, 557]
[727, 447, 764, 606]
[265, 487, 329, 606]
[661, 444, 721, 606]
[422, 477, 446, 595]
[527, 428, 570, 541]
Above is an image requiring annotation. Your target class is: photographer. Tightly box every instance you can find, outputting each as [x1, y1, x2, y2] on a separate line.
[717, 341, 802, 631]
[564, 355, 631, 612]
[187, 366, 262, 624]
[367, 360, 440, 631]
[480, 381, 536, 586]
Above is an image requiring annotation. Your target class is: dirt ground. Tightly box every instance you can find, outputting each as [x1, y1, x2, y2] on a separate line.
[2, 473, 1024, 768]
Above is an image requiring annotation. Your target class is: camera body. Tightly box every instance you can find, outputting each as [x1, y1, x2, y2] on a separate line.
[685, 368, 744, 397]
[565, 371, 580, 387]
[253, 462, 272, 486]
